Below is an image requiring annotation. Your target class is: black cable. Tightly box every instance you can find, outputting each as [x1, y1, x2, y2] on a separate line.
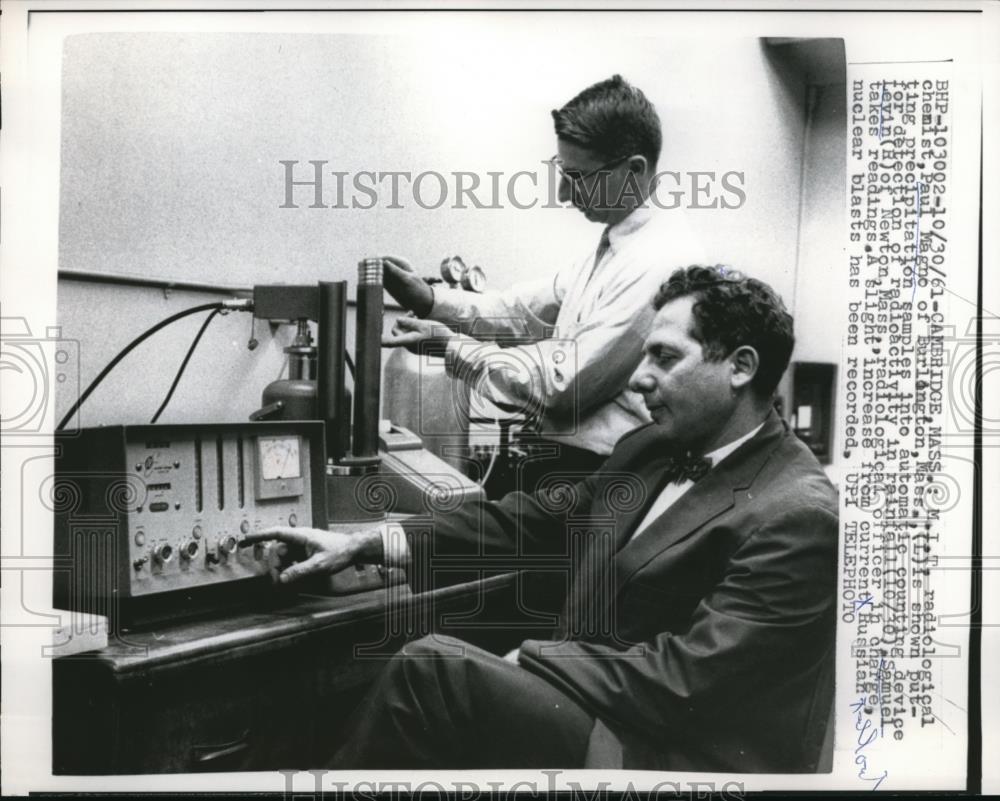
[344, 349, 356, 380]
[150, 308, 221, 424]
[56, 302, 224, 431]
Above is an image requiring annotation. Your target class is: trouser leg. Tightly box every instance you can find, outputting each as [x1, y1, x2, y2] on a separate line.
[329, 634, 594, 769]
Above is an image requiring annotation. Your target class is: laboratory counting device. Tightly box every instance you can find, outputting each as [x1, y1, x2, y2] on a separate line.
[53, 257, 484, 626]
[53, 421, 327, 624]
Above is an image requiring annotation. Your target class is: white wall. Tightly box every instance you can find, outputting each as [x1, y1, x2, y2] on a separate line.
[55, 33, 832, 428]
[56, 280, 407, 427]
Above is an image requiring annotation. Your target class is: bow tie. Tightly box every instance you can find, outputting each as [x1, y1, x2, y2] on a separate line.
[663, 453, 712, 485]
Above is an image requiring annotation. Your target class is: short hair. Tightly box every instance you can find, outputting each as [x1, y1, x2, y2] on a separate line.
[551, 75, 662, 168]
[653, 265, 795, 398]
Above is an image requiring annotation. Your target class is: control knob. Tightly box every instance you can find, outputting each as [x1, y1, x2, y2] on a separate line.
[152, 543, 174, 565]
[179, 539, 200, 561]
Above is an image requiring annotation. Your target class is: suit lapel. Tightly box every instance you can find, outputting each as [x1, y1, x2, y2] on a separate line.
[613, 470, 736, 589]
[613, 411, 788, 592]
[559, 411, 789, 641]
[559, 440, 673, 639]
[610, 457, 674, 552]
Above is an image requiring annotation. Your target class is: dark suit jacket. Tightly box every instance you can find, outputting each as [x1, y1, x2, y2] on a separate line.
[403, 411, 839, 772]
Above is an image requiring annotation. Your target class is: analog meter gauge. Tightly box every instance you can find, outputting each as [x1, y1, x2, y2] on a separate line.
[254, 435, 304, 500]
[258, 436, 301, 480]
[461, 265, 487, 293]
[440, 256, 467, 285]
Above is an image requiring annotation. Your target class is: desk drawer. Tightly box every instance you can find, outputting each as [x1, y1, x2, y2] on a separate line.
[121, 643, 317, 773]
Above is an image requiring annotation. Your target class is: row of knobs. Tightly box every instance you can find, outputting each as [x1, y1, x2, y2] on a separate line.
[133, 535, 242, 571]
[132, 514, 297, 571]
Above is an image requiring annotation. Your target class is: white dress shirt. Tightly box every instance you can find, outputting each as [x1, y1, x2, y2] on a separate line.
[628, 422, 766, 541]
[433, 205, 706, 456]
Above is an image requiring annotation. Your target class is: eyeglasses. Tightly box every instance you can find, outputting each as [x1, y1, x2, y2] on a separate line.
[545, 153, 632, 184]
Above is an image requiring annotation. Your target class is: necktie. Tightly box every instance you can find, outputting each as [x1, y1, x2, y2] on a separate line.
[577, 228, 613, 324]
[594, 227, 612, 268]
[662, 452, 712, 485]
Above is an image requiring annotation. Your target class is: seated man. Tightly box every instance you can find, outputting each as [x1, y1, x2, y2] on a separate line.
[244, 265, 839, 772]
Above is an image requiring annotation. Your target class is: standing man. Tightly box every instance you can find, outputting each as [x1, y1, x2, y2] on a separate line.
[246, 266, 839, 772]
[382, 74, 704, 493]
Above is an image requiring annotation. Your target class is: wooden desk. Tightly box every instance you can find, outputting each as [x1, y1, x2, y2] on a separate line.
[52, 573, 540, 774]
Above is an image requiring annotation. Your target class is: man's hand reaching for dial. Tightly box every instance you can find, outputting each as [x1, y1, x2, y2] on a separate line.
[240, 525, 384, 584]
[382, 316, 454, 358]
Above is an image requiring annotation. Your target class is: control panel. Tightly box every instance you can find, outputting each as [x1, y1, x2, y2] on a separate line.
[53, 422, 327, 620]
[125, 430, 313, 595]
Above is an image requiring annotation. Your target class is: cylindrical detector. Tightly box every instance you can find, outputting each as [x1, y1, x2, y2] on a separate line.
[318, 281, 348, 462]
[287, 320, 316, 381]
[352, 259, 384, 462]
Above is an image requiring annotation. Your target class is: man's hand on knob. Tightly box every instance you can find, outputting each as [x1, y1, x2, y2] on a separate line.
[240, 525, 384, 584]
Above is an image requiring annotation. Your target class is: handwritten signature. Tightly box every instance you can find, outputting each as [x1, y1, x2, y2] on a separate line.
[854, 593, 875, 612]
[850, 695, 888, 791]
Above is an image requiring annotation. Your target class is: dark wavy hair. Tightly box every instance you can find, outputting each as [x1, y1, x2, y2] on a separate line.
[653, 265, 795, 398]
[551, 74, 662, 167]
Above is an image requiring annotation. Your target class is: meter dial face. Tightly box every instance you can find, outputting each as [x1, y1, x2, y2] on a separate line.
[257, 436, 301, 480]
[440, 256, 466, 284]
[461, 265, 486, 292]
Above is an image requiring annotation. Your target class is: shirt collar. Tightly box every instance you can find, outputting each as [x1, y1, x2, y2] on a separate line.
[605, 203, 653, 249]
[705, 421, 766, 466]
